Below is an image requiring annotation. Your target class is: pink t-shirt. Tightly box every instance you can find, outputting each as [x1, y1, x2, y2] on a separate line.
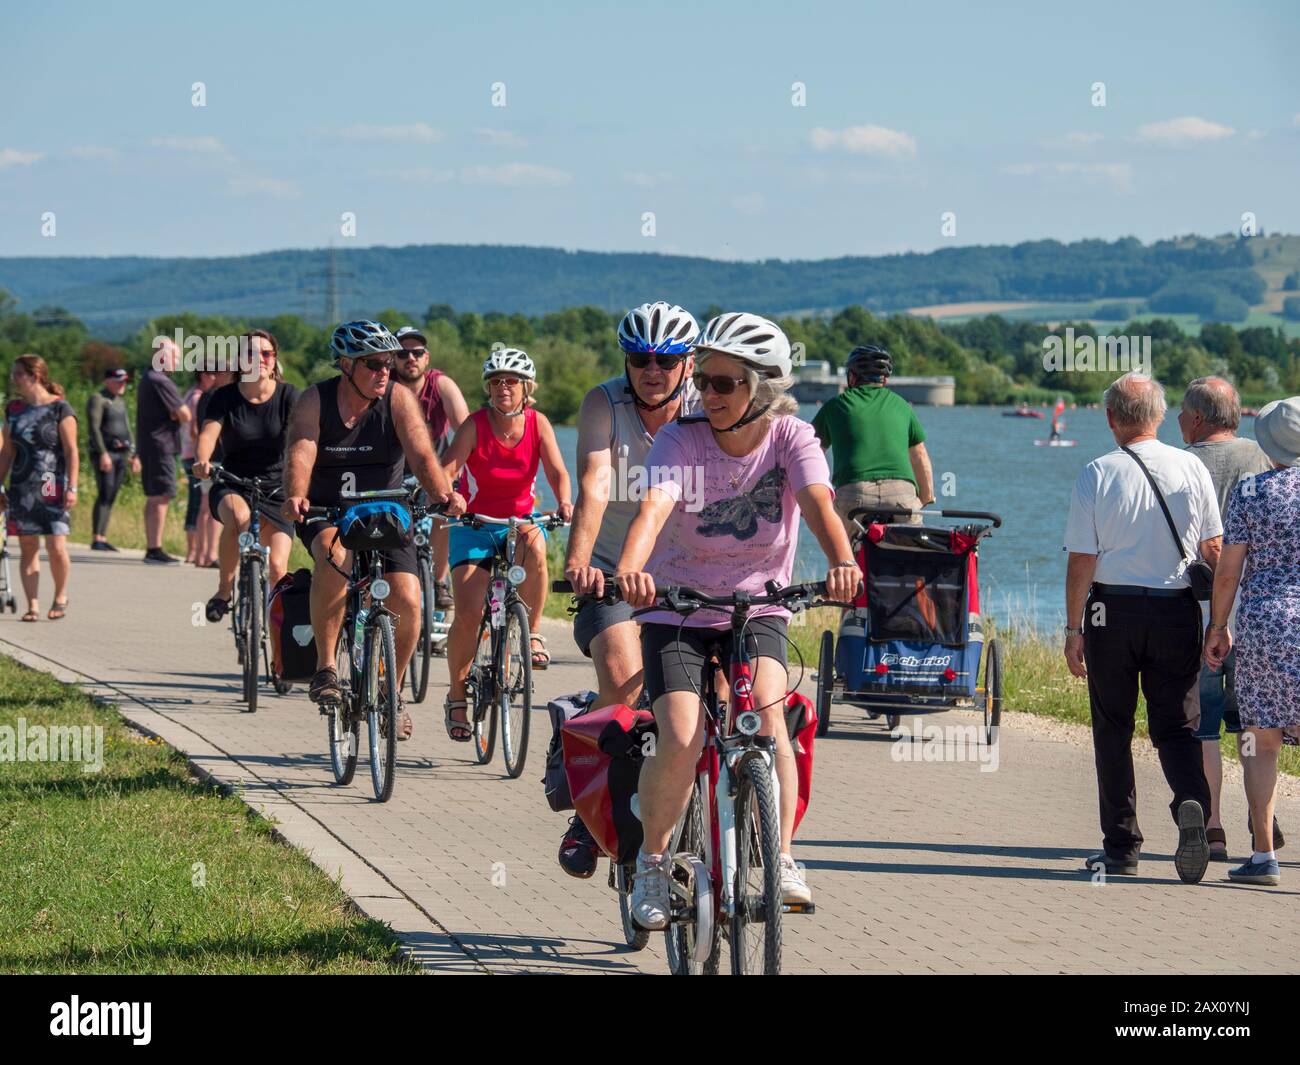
[639, 414, 832, 628]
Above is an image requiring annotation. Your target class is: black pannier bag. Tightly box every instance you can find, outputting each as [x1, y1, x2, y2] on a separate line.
[268, 568, 318, 681]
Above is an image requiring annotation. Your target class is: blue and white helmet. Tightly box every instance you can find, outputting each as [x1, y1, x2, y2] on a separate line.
[331, 320, 402, 363]
[482, 347, 536, 380]
[617, 302, 699, 355]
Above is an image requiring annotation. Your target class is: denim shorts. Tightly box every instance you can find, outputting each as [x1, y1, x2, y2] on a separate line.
[573, 594, 636, 658]
[448, 522, 547, 570]
[1196, 648, 1240, 740]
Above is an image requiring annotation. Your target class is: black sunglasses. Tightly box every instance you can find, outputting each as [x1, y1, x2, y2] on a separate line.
[399, 347, 427, 358]
[359, 356, 394, 372]
[627, 352, 684, 371]
[692, 371, 748, 396]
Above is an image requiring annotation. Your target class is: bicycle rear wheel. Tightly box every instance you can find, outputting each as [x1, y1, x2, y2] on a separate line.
[730, 756, 782, 975]
[469, 618, 497, 765]
[410, 553, 434, 704]
[327, 629, 359, 785]
[500, 600, 532, 779]
[242, 557, 264, 713]
[365, 613, 399, 802]
[665, 783, 721, 975]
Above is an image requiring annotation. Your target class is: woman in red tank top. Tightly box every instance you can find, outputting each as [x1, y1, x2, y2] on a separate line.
[439, 348, 573, 740]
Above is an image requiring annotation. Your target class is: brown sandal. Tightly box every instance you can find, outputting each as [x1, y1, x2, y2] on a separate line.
[48, 600, 68, 621]
[1206, 827, 1229, 861]
[20, 609, 38, 623]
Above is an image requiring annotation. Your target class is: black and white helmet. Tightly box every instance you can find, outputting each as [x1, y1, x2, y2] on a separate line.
[482, 347, 536, 380]
[617, 302, 700, 355]
[331, 320, 402, 363]
[697, 312, 792, 377]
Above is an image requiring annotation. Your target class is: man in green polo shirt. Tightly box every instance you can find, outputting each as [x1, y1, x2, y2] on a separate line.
[811, 344, 935, 535]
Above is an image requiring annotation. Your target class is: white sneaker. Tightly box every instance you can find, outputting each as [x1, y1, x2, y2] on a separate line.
[779, 854, 812, 905]
[630, 851, 671, 930]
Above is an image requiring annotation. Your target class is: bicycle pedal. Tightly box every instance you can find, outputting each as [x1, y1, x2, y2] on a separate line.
[782, 902, 816, 916]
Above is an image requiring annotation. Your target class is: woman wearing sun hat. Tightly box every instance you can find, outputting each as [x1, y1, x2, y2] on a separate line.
[1204, 396, 1300, 886]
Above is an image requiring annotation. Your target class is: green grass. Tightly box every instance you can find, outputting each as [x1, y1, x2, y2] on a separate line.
[0, 655, 419, 974]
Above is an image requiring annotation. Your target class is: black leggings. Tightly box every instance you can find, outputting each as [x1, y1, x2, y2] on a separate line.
[92, 452, 128, 537]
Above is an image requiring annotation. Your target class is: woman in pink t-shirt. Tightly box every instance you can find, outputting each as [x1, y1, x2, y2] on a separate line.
[615, 312, 860, 927]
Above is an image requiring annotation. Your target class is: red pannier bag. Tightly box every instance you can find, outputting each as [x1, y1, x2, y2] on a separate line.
[564, 694, 818, 860]
[562, 703, 655, 863]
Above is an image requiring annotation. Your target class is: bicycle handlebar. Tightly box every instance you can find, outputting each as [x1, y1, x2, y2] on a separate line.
[552, 578, 834, 611]
[302, 489, 449, 520]
[208, 464, 284, 499]
[848, 505, 1002, 528]
[446, 512, 569, 530]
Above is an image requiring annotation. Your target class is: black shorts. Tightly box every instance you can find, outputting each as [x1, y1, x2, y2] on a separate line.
[140, 450, 177, 499]
[573, 594, 636, 658]
[296, 518, 418, 577]
[641, 618, 789, 701]
[209, 482, 293, 535]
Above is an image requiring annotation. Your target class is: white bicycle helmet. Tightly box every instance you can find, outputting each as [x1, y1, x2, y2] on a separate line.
[331, 320, 402, 362]
[481, 347, 536, 380]
[617, 302, 700, 355]
[697, 312, 792, 377]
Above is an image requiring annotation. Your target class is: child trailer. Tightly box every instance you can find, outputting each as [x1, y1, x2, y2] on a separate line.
[815, 507, 1004, 744]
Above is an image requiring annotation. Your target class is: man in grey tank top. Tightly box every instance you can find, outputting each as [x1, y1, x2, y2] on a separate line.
[1178, 376, 1275, 860]
[557, 301, 701, 878]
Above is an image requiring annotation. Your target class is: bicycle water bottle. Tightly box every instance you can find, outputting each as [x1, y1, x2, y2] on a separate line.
[352, 609, 368, 671]
[490, 579, 506, 626]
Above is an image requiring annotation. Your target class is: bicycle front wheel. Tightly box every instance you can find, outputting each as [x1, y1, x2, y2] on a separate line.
[730, 756, 783, 975]
[410, 553, 433, 704]
[242, 557, 264, 713]
[327, 629, 359, 785]
[469, 619, 497, 765]
[499, 601, 532, 779]
[365, 613, 399, 802]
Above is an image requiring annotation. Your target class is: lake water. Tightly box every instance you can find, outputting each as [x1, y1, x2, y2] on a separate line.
[535, 404, 1259, 632]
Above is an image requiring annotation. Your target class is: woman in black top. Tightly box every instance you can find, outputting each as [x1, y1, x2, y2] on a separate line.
[192, 331, 299, 621]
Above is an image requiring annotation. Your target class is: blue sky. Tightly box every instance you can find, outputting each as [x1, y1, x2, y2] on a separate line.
[2, 0, 1297, 261]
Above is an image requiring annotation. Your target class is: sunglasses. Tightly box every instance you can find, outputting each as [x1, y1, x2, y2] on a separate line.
[399, 347, 427, 358]
[488, 375, 523, 387]
[627, 352, 684, 371]
[692, 372, 749, 396]
[359, 356, 394, 373]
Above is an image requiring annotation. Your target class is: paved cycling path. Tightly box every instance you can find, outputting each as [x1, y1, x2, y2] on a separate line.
[7, 543, 1299, 974]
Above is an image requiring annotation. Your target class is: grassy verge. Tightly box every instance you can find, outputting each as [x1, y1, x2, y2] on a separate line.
[0, 655, 419, 974]
[68, 470, 312, 570]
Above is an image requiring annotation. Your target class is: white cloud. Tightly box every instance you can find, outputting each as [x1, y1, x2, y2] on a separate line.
[623, 171, 673, 188]
[68, 145, 118, 161]
[227, 176, 300, 199]
[149, 136, 225, 153]
[0, 148, 42, 170]
[476, 128, 526, 148]
[339, 123, 441, 143]
[460, 163, 572, 187]
[368, 168, 455, 184]
[810, 124, 917, 158]
[1133, 116, 1234, 147]
[1002, 161, 1133, 192]
[732, 192, 766, 216]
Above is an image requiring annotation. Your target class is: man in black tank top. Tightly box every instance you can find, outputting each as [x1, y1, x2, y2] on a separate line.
[282, 321, 465, 733]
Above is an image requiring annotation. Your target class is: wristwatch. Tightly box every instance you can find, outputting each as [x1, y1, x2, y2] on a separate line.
[1063, 626, 1083, 637]
[1207, 623, 1228, 632]
[833, 560, 858, 568]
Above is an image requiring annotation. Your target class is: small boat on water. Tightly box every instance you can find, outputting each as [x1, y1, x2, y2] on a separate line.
[1034, 439, 1079, 447]
[1003, 408, 1045, 418]
[1034, 397, 1077, 445]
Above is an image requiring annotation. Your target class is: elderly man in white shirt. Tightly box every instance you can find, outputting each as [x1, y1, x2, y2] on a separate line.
[1063, 372, 1221, 885]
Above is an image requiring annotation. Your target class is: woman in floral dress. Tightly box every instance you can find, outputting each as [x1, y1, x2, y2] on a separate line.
[1204, 396, 1300, 886]
[0, 356, 79, 621]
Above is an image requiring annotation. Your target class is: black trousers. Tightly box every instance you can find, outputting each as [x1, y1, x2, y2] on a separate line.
[92, 451, 128, 538]
[1083, 588, 1210, 861]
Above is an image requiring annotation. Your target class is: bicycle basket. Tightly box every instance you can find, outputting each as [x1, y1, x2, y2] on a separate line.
[337, 501, 412, 551]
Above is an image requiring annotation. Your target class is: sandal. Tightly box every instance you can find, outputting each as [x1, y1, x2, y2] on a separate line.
[530, 633, 550, 671]
[1206, 827, 1230, 861]
[309, 667, 343, 707]
[444, 697, 472, 742]
[48, 600, 68, 620]
[205, 596, 231, 623]
[20, 609, 38, 623]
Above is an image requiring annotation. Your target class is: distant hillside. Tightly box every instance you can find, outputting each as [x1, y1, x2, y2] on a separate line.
[0, 234, 1280, 336]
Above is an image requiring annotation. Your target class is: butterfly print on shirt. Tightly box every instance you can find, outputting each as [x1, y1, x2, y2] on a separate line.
[695, 466, 786, 540]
